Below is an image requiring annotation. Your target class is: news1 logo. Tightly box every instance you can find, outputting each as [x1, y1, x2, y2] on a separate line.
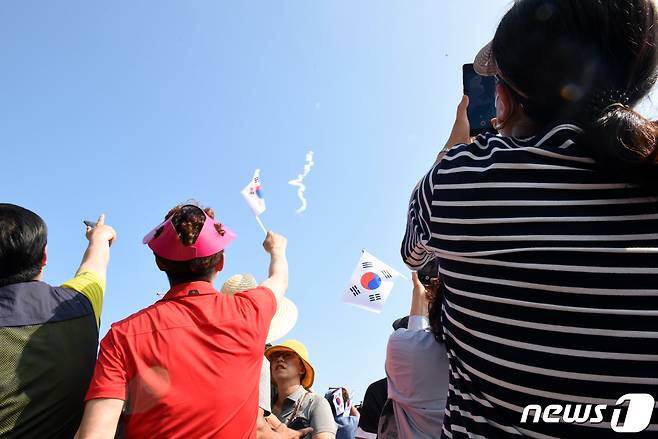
[520, 394, 655, 433]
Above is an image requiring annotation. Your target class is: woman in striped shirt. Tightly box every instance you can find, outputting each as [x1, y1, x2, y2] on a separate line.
[402, 1, 658, 437]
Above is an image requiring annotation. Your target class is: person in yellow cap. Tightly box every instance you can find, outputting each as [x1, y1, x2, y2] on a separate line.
[266, 340, 337, 439]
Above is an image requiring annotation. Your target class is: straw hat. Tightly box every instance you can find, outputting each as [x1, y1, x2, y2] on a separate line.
[265, 339, 315, 389]
[473, 40, 497, 76]
[220, 273, 298, 344]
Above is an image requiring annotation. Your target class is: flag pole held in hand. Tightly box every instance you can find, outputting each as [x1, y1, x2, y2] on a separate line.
[255, 216, 267, 235]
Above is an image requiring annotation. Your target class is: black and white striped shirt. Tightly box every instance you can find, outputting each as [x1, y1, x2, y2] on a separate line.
[401, 124, 658, 438]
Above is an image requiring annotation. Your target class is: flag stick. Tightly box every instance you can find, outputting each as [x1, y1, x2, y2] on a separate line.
[255, 216, 267, 235]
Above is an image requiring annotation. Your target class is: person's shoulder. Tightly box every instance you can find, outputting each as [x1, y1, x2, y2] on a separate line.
[307, 392, 330, 408]
[306, 393, 338, 433]
[0, 280, 64, 299]
[234, 286, 275, 299]
[61, 270, 105, 291]
[233, 286, 276, 310]
[365, 378, 387, 395]
[107, 301, 168, 336]
[0, 281, 94, 327]
[439, 131, 518, 166]
[436, 124, 590, 175]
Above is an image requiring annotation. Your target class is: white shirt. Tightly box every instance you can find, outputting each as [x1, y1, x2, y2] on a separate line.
[385, 315, 448, 438]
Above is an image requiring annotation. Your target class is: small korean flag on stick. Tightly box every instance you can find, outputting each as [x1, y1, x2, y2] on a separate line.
[331, 389, 346, 416]
[342, 250, 404, 313]
[241, 169, 267, 234]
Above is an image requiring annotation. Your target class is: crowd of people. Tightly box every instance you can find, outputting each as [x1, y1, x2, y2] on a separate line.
[2, 0, 658, 437]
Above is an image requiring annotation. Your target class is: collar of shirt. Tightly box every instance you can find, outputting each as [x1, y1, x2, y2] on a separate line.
[161, 281, 218, 300]
[286, 385, 307, 403]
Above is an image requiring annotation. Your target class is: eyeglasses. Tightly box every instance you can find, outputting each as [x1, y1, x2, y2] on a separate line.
[495, 74, 530, 111]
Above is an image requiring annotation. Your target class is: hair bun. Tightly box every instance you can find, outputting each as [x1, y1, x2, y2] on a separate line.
[590, 104, 658, 167]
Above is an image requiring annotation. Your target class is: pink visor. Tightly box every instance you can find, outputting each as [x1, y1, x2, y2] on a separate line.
[142, 207, 236, 261]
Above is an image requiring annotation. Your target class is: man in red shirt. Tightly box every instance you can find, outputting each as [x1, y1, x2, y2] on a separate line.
[75, 204, 289, 439]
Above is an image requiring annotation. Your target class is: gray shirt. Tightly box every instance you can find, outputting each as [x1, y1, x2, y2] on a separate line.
[273, 386, 337, 438]
[385, 315, 448, 439]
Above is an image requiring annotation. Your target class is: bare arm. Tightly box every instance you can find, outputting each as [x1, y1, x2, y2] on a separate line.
[259, 231, 288, 303]
[76, 214, 116, 279]
[438, 95, 472, 162]
[74, 398, 124, 439]
[409, 272, 430, 318]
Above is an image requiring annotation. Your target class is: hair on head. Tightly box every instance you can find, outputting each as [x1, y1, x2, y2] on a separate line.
[0, 204, 48, 287]
[155, 203, 225, 280]
[491, 0, 658, 185]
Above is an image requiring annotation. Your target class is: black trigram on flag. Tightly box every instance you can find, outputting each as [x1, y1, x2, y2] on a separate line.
[362, 262, 373, 269]
[350, 285, 361, 296]
[368, 293, 382, 302]
[381, 269, 393, 279]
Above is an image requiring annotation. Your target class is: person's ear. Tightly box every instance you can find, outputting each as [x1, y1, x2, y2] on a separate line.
[495, 82, 515, 127]
[215, 254, 224, 273]
[155, 256, 166, 272]
[41, 246, 48, 270]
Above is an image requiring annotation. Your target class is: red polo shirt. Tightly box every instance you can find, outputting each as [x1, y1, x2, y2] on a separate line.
[85, 281, 276, 439]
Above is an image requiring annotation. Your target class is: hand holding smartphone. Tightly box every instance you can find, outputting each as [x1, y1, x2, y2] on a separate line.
[417, 258, 440, 287]
[462, 63, 496, 136]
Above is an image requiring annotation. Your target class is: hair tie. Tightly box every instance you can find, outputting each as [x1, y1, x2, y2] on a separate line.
[587, 89, 631, 117]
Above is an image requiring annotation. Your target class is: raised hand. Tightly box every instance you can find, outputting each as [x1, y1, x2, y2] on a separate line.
[263, 231, 287, 256]
[86, 214, 116, 247]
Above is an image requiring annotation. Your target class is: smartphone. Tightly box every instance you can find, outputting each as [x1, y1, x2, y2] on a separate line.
[462, 63, 496, 136]
[83, 220, 97, 228]
[287, 417, 311, 431]
[417, 258, 440, 286]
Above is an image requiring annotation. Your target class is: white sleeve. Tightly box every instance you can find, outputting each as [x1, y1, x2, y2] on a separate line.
[408, 315, 429, 331]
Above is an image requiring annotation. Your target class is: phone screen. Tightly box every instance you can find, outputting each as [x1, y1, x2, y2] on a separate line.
[462, 63, 496, 136]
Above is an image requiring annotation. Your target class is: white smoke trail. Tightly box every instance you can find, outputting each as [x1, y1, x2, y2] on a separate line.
[288, 151, 315, 214]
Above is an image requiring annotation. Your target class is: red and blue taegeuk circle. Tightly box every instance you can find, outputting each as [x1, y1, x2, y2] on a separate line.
[360, 272, 382, 290]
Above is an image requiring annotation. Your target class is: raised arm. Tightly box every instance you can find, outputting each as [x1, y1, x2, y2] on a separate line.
[409, 272, 431, 318]
[259, 231, 288, 302]
[400, 168, 436, 270]
[62, 214, 116, 326]
[76, 213, 116, 279]
[402, 96, 472, 269]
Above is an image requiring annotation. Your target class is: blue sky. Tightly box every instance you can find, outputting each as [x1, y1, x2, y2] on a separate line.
[4, 1, 657, 403]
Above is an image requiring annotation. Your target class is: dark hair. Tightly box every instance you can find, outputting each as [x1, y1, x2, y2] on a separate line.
[492, 0, 658, 183]
[155, 204, 224, 282]
[428, 280, 443, 343]
[0, 204, 48, 287]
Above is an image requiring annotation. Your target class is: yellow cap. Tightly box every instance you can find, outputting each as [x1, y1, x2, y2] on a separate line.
[265, 339, 315, 390]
